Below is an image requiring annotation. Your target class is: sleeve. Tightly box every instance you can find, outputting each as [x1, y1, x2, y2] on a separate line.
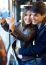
[1, 22, 9, 32]
[10, 25, 36, 43]
[19, 44, 45, 56]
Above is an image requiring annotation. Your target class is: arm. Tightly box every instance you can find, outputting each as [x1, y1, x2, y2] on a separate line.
[10, 25, 36, 43]
[1, 22, 9, 32]
[1, 18, 36, 43]
[1, 18, 9, 32]
[17, 40, 46, 57]
[1, 19, 36, 43]
[1, 17, 14, 32]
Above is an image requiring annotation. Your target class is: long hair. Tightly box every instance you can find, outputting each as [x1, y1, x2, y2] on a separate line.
[21, 6, 32, 27]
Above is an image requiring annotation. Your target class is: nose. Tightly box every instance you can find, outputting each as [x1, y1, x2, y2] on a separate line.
[27, 15, 31, 20]
[31, 15, 34, 20]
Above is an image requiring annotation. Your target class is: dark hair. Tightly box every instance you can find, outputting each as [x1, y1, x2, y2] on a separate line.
[31, 2, 46, 15]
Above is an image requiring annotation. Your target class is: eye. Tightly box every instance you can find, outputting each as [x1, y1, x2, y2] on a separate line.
[25, 14, 27, 16]
[30, 14, 31, 16]
[34, 13, 39, 17]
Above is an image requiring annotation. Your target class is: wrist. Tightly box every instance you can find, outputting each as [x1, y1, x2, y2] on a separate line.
[9, 24, 15, 32]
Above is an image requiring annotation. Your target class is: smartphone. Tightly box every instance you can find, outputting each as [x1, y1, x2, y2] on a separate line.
[1, 10, 10, 19]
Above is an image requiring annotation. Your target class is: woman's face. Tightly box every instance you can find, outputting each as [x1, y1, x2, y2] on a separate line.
[24, 10, 32, 25]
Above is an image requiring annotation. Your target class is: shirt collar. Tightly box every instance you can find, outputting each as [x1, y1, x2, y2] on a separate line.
[37, 23, 41, 29]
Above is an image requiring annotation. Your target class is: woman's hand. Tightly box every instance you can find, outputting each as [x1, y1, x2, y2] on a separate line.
[9, 23, 15, 32]
[6, 16, 14, 25]
[6, 16, 15, 32]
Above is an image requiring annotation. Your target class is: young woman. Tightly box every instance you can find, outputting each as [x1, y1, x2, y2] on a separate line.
[9, 6, 36, 65]
[1, 6, 36, 65]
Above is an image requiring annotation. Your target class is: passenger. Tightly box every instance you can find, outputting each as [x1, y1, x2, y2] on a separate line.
[31, 2, 46, 65]
[0, 6, 36, 65]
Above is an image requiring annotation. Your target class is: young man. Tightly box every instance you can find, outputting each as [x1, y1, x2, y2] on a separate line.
[31, 2, 46, 65]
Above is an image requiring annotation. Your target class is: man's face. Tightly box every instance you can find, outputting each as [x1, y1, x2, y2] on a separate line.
[31, 12, 44, 24]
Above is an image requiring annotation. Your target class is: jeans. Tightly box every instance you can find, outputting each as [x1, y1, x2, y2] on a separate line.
[14, 57, 46, 65]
